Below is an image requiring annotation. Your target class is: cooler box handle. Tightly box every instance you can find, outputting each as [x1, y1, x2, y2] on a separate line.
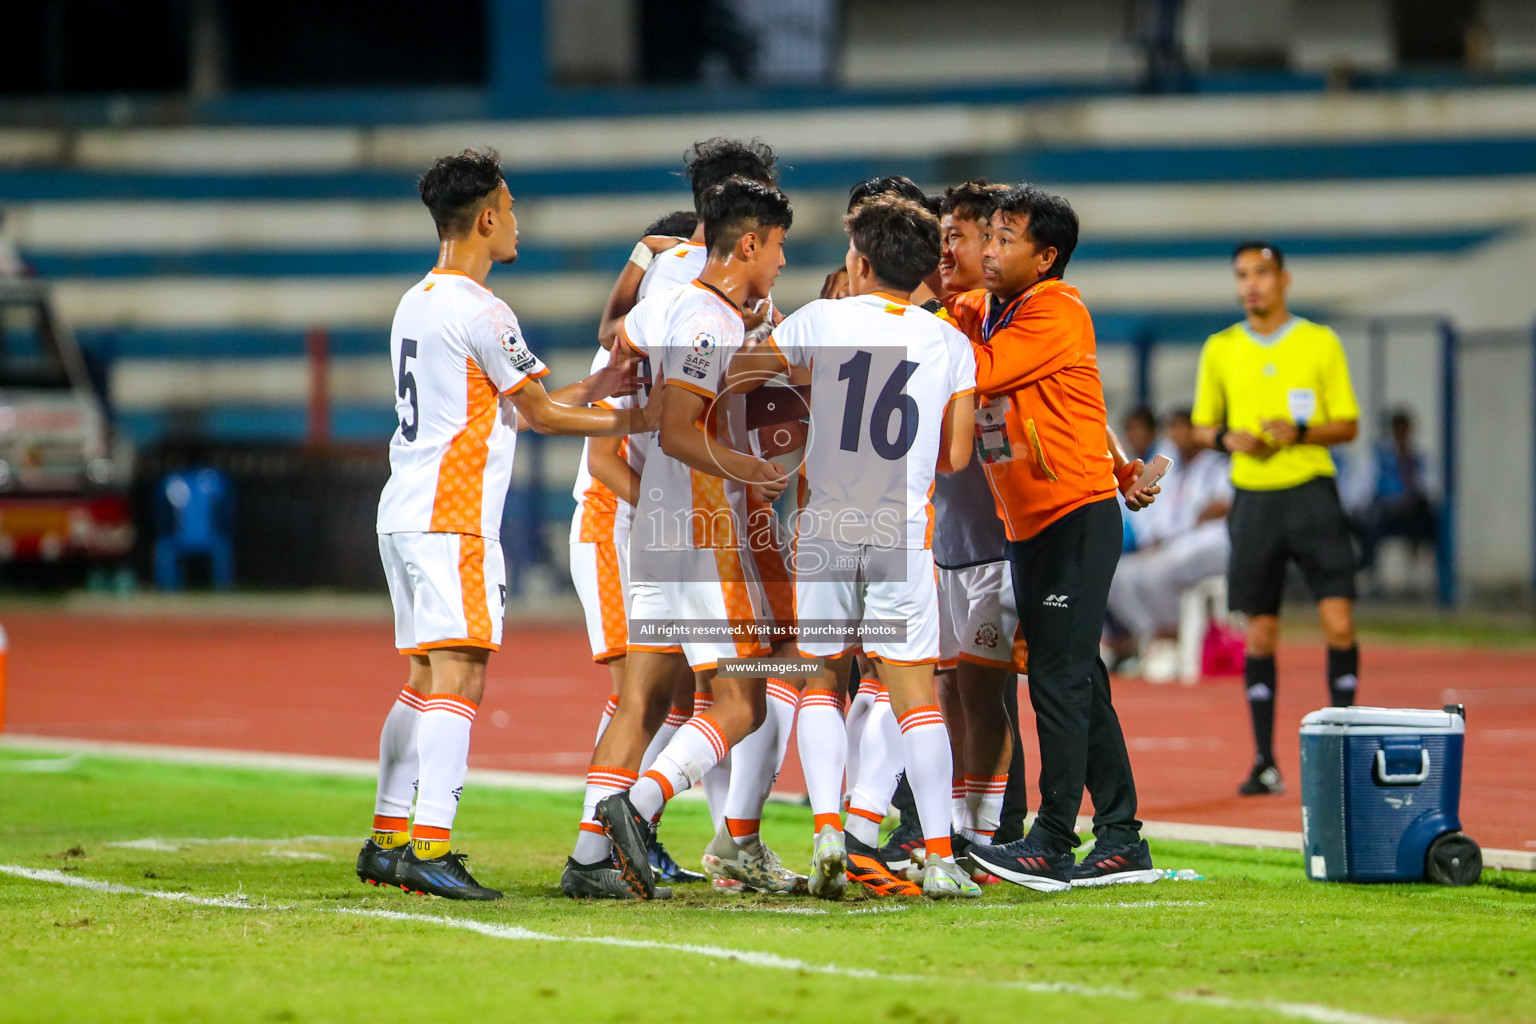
[1374, 747, 1430, 785]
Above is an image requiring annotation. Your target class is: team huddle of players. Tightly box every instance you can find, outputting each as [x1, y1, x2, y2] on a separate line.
[359, 137, 1146, 903]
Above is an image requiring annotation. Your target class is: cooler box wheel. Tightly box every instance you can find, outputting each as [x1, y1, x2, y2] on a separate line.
[1424, 832, 1481, 887]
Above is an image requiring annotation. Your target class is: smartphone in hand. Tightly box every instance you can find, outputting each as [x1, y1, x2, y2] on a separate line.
[1133, 454, 1173, 493]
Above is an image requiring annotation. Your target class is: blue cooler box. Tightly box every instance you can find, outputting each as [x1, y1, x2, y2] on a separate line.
[1300, 705, 1479, 884]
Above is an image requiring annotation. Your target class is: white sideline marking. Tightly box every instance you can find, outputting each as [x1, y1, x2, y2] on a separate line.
[6, 735, 1531, 872]
[0, 754, 83, 773]
[104, 836, 350, 851]
[973, 900, 1210, 909]
[710, 904, 910, 917]
[0, 865, 280, 909]
[2, 864, 1405, 1024]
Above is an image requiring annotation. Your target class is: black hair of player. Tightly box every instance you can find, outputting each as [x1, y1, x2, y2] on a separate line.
[923, 193, 944, 217]
[1233, 238, 1285, 270]
[845, 175, 926, 213]
[645, 209, 699, 237]
[993, 184, 1079, 280]
[700, 178, 793, 258]
[683, 138, 780, 213]
[843, 196, 940, 293]
[1125, 403, 1158, 433]
[419, 147, 505, 240]
[940, 178, 1007, 223]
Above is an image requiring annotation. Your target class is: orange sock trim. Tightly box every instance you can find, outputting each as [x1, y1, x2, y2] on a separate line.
[897, 704, 945, 732]
[372, 815, 408, 833]
[642, 769, 675, 801]
[848, 805, 885, 824]
[926, 835, 953, 860]
[578, 822, 606, 835]
[726, 817, 761, 838]
[812, 812, 842, 833]
[411, 824, 450, 842]
[424, 692, 478, 722]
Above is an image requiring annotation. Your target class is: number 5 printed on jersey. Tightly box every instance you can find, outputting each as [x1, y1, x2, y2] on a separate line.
[397, 338, 419, 442]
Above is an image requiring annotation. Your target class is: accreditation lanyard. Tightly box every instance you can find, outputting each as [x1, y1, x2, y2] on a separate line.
[981, 278, 1055, 343]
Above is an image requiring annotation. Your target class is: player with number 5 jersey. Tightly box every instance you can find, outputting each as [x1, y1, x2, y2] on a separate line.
[362, 148, 657, 904]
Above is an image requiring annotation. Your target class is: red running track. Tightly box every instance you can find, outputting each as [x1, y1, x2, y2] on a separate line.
[6, 612, 1534, 852]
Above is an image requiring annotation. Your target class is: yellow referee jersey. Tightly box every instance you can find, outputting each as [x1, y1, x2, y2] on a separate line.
[1191, 317, 1359, 491]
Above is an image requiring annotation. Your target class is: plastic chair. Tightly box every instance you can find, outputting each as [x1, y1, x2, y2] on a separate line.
[154, 469, 234, 591]
[1176, 574, 1230, 684]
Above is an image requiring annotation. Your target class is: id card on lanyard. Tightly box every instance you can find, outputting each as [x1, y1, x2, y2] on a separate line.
[973, 287, 1037, 466]
[975, 398, 1015, 465]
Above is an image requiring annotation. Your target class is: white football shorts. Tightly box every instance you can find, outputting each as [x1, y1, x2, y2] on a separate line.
[627, 542, 773, 671]
[794, 538, 941, 665]
[378, 531, 506, 654]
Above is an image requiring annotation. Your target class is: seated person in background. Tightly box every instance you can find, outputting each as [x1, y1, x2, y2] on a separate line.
[1121, 404, 1161, 465]
[1351, 408, 1439, 575]
[1106, 408, 1232, 679]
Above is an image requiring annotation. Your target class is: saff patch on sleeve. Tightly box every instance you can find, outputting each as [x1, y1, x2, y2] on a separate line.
[500, 325, 540, 374]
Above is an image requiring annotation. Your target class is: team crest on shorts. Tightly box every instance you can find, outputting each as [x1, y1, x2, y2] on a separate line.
[974, 622, 1000, 649]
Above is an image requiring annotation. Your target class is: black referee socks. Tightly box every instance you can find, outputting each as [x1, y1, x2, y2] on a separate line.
[1245, 655, 1278, 767]
[1328, 645, 1360, 708]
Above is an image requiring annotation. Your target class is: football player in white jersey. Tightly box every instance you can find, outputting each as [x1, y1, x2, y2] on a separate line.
[359, 148, 657, 901]
[569, 210, 709, 889]
[729, 196, 981, 899]
[569, 143, 807, 897]
[568, 178, 795, 901]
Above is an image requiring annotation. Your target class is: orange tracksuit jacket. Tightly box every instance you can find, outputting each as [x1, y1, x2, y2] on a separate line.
[946, 280, 1116, 542]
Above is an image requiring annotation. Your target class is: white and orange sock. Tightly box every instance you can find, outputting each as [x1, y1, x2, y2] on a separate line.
[722, 680, 798, 846]
[797, 686, 846, 837]
[630, 713, 730, 821]
[640, 706, 690, 776]
[846, 687, 903, 846]
[411, 692, 477, 859]
[897, 703, 955, 861]
[694, 692, 732, 829]
[843, 677, 879, 791]
[951, 777, 969, 836]
[572, 764, 637, 864]
[592, 694, 620, 747]
[372, 684, 424, 846]
[963, 773, 1008, 845]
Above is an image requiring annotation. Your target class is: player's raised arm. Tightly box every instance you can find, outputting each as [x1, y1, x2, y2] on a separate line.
[596, 234, 688, 349]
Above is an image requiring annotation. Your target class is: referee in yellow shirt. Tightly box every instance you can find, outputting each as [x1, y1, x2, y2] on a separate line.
[1192, 240, 1361, 796]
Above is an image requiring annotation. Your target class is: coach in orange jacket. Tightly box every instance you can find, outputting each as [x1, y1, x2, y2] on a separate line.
[945, 185, 1158, 891]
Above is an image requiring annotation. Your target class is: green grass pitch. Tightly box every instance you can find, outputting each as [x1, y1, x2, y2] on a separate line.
[2, 747, 1532, 1024]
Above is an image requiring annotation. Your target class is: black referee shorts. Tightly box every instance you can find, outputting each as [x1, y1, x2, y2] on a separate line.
[1228, 477, 1356, 616]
